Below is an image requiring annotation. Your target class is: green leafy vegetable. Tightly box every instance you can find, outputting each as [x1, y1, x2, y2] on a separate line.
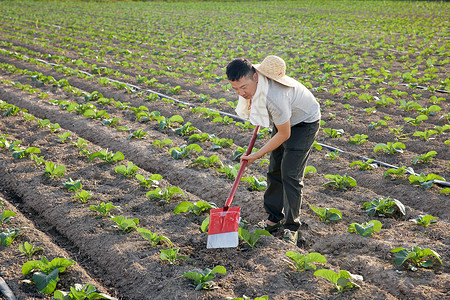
[284, 251, 327, 272]
[182, 266, 226, 290]
[348, 220, 382, 237]
[309, 205, 342, 222]
[391, 246, 442, 270]
[238, 228, 271, 248]
[314, 269, 363, 292]
[136, 227, 173, 247]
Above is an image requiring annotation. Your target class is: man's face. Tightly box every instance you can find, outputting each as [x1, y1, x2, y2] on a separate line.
[229, 72, 258, 100]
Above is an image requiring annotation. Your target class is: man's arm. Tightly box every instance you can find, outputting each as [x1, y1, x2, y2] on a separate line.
[240, 120, 290, 165]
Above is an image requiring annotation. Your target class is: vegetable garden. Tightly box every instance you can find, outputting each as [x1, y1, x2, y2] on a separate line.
[0, 0, 448, 299]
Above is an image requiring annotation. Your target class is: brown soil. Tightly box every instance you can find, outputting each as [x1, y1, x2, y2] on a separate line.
[0, 10, 449, 300]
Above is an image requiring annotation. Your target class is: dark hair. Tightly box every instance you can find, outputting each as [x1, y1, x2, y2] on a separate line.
[226, 58, 256, 81]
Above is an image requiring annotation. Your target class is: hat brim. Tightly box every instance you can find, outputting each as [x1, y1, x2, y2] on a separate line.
[253, 64, 297, 87]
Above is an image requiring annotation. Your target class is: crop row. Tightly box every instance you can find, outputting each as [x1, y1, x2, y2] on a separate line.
[0, 95, 447, 298]
[0, 51, 448, 193]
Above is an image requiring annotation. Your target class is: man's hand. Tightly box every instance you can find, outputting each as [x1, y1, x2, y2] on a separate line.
[240, 152, 259, 166]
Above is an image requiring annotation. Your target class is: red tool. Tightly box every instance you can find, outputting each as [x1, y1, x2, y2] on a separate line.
[207, 126, 260, 248]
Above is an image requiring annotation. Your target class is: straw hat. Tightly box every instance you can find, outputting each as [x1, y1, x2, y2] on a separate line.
[253, 55, 297, 87]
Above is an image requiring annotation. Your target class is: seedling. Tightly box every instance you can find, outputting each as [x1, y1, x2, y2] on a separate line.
[128, 129, 149, 140]
[135, 174, 162, 189]
[284, 251, 327, 272]
[238, 228, 271, 248]
[38, 119, 51, 128]
[409, 215, 438, 227]
[160, 248, 189, 265]
[12, 146, 41, 159]
[413, 130, 438, 141]
[374, 142, 405, 154]
[72, 190, 93, 203]
[348, 220, 382, 237]
[322, 128, 344, 138]
[391, 246, 442, 270]
[399, 100, 422, 111]
[212, 116, 234, 125]
[408, 173, 445, 189]
[188, 133, 213, 142]
[188, 155, 223, 168]
[18, 242, 43, 258]
[1, 228, 25, 246]
[322, 174, 357, 190]
[174, 122, 198, 136]
[49, 123, 61, 133]
[348, 134, 368, 144]
[363, 197, 405, 217]
[115, 162, 139, 178]
[211, 137, 233, 150]
[44, 162, 66, 178]
[314, 269, 363, 292]
[54, 132, 71, 143]
[216, 164, 240, 180]
[174, 201, 217, 216]
[384, 166, 414, 179]
[63, 178, 82, 192]
[158, 114, 184, 129]
[412, 151, 437, 164]
[146, 187, 185, 203]
[182, 266, 226, 290]
[152, 138, 173, 148]
[374, 95, 395, 107]
[53, 283, 117, 300]
[368, 120, 387, 130]
[102, 117, 121, 127]
[241, 176, 267, 191]
[235, 121, 255, 131]
[404, 115, 428, 126]
[30, 154, 45, 166]
[389, 126, 410, 140]
[22, 256, 75, 294]
[325, 150, 340, 160]
[350, 159, 377, 171]
[72, 138, 88, 149]
[433, 124, 450, 133]
[0, 210, 16, 224]
[169, 144, 202, 159]
[304, 166, 317, 176]
[309, 205, 342, 222]
[136, 228, 173, 247]
[88, 150, 124, 163]
[89, 202, 118, 217]
[111, 216, 139, 233]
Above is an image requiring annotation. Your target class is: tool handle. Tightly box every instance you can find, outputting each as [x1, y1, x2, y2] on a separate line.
[224, 125, 260, 209]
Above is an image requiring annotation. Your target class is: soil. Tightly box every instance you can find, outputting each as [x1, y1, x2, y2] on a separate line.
[0, 4, 449, 299]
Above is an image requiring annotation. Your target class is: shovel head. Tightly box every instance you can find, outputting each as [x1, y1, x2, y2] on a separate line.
[207, 206, 240, 248]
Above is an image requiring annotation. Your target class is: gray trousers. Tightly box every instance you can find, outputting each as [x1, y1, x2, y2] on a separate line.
[264, 120, 320, 231]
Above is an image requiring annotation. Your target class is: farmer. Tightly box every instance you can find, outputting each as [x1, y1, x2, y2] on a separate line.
[226, 55, 320, 244]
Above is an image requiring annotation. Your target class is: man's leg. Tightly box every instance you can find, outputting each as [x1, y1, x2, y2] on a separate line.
[263, 127, 285, 224]
[282, 121, 319, 231]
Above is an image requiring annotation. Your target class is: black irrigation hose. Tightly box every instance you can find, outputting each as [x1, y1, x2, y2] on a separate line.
[0, 277, 17, 300]
[317, 143, 450, 188]
[5, 53, 450, 188]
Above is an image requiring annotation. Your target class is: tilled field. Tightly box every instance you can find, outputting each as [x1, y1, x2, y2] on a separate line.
[0, 1, 449, 299]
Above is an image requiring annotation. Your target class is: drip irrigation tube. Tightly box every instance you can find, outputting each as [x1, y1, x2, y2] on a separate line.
[4, 52, 450, 188]
[0, 277, 17, 300]
[317, 143, 450, 188]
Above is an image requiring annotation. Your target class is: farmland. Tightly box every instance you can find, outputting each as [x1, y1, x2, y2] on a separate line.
[0, 0, 448, 299]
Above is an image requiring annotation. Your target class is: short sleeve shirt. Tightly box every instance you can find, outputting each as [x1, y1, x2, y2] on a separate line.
[266, 79, 321, 126]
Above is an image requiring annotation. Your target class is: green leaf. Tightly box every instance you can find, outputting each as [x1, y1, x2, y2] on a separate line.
[32, 269, 59, 294]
